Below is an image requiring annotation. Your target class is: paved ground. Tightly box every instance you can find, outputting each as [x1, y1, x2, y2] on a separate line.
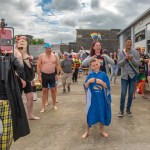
[11, 75, 150, 150]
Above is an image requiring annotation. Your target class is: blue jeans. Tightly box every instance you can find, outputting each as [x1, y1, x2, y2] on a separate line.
[120, 75, 137, 112]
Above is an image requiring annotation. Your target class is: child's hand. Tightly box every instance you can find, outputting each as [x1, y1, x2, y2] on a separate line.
[96, 79, 103, 84]
[87, 78, 95, 84]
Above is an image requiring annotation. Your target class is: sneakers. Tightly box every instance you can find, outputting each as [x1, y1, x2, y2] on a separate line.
[126, 111, 133, 117]
[118, 111, 124, 117]
[118, 110, 133, 117]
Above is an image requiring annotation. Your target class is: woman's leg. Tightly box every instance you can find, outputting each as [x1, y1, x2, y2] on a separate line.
[25, 92, 40, 120]
[114, 67, 118, 84]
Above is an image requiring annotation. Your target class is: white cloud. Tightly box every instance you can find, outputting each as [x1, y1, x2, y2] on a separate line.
[0, 0, 149, 44]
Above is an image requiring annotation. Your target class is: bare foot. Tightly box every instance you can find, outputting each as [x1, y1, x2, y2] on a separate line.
[53, 106, 58, 110]
[45, 102, 49, 106]
[40, 108, 45, 113]
[28, 115, 40, 120]
[82, 132, 89, 139]
[100, 132, 108, 138]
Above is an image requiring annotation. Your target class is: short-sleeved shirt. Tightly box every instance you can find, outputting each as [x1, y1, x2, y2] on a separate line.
[61, 59, 74, 73]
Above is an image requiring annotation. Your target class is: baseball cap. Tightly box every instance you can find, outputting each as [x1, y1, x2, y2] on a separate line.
[44, 43, 52, 48]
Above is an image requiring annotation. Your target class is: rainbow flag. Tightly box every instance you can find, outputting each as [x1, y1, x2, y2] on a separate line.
[90, 32, 97, 38]
[137, 73, 146, 82]
[98, 33, 102, 40]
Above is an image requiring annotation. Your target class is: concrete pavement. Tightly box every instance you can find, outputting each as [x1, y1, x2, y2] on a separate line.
[11, 75, 150, 150]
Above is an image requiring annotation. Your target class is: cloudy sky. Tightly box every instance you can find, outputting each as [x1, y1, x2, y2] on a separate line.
[0, 0, 149, 44]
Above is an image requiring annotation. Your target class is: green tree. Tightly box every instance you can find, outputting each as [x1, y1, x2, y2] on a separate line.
[31, 38, 44, 45]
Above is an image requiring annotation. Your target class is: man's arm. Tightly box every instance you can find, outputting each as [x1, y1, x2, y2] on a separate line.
[60, 60, 64, 73]
[37, 55, 42, 82]
[55, 56, 61, 74]
[118, 51, 126, 67]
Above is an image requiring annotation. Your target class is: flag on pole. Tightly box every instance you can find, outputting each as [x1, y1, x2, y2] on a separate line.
[98, 33, 102, 40]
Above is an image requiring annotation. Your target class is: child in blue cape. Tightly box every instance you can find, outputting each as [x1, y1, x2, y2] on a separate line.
[82, 58, 112, 139]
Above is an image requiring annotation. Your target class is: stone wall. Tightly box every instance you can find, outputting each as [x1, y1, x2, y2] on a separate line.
[60, 44, 69, 53]
[76, 29, 121, 53]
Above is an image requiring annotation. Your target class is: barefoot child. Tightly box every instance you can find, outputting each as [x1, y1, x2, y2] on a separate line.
[82, 58, 112, 139]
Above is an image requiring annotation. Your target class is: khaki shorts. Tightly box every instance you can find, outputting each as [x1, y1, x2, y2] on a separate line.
[61, 72, 72, 85]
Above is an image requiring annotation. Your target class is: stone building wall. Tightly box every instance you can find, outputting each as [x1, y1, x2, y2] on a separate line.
[60, 44, 69, 53]
[76, 29, 121, 53]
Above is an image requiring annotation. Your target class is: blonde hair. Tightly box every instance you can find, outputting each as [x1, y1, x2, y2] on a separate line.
[89, 58, 97, 66]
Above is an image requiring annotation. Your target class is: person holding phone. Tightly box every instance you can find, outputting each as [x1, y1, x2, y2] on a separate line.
[0, 34, 34, 149]
[14, 36, 40, 120]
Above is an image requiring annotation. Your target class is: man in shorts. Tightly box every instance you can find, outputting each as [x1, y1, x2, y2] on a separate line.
[37, 43, 60, 112]
[60, 52, 74, 93]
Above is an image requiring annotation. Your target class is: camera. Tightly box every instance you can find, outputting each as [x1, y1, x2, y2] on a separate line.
[0, 18, 7, 28]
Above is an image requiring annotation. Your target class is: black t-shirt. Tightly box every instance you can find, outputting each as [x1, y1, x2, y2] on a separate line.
[96, 55, 106, 73]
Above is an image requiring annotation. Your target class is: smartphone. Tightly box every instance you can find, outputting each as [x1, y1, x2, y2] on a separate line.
[0, 27, 14, 52]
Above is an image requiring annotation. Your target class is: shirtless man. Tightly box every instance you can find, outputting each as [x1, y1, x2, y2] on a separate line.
[37, 43, 59, 112]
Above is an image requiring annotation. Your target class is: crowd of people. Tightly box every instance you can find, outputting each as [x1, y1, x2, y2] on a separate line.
[0, 34, 150, 149]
